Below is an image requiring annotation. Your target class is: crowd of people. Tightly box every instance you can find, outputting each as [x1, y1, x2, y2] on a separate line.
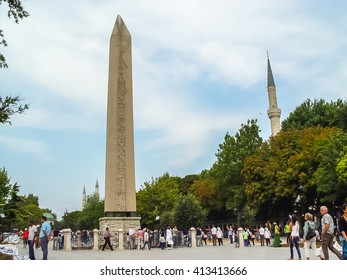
[11, 203, 347, 260]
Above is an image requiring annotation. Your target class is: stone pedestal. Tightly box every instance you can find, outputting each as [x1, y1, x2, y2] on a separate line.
[99, 216, 140, 249]
[76, 230, 81, 248]
[238, 227, 244, 248]
[190, 227, 196, 248]
[93, 229, 99, 251]
[100, 217, 141, 232]
[63, 228, 72, 251]
[118, 229, 124, 250]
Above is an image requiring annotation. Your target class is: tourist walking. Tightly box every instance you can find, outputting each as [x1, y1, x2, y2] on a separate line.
[288, 214, 302, 260]
[338, 203, 347, 260]
[166, 226, 173, 249]
[21, 228, 29, 248]
[39, 215, 51, 260]
[27, 220, 37, 260]
[52, 228, 60, 250]
[216, 227, 223, 246]
[320, 206, 343, 260]
[196, 227, 202, 247]
[264, 227, 271, 246]
[128, 228, 135, 249]
[142, 228, 151, 250]
[160, 231, 166, 250]
[211, 225, 217, 246]
[172, 226, 178, 248]
[243, 228, 249, 246]
[227, 225, 234, 244]
[284, 221, 291, 244]
[137, 228, 144, 249]
[303, 213, 322, 260]
[259, 225, 265, 246]
[102, 227, 113, 251]
[248, 228, 255, 246]
[202, 228, 208, 245]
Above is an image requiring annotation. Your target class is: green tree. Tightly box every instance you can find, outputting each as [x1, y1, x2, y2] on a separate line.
[3, 182, 24, 230]
[172, 194, 206, 229]
[243, 126, 347, 219]
[189, 170, 223, 216]
[61, 210, 81, 231]
[314, 130, 347, 206]
[336, 147, 347, 183]
[210, 119, 263, 222]
[178, 174, 199, 195]
[0, 1, 30, 124]
[0, 95, 29, 124]
[0, 168, 11, 207]
[15, 193, 44, 229]
[136, 173, 180, 228]
[79, 193, 104, 229]
[0, 0, 29, 68]
[282, 99, 347, 131]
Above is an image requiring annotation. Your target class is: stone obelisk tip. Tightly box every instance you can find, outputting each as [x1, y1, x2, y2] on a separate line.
[112, 15, 130, 36]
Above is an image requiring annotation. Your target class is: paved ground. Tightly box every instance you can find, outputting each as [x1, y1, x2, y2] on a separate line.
[15, 237, 340, 260]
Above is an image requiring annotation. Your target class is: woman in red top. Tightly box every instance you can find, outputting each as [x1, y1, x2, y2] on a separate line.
[22, 228, 29, 248]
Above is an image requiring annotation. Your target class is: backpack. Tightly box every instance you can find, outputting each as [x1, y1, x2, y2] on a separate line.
[306, 222, 316, 240]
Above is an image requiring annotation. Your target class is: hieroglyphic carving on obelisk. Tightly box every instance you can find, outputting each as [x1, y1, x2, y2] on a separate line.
[104, 15, 136, 215]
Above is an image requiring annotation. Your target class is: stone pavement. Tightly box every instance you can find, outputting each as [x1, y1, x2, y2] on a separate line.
[16, 237, 339, 260]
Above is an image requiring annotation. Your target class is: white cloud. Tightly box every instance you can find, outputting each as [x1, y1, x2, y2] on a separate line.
[0, 134, 51, 161]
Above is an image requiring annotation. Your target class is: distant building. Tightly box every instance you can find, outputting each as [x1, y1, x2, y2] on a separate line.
[82, 179, 100, 209]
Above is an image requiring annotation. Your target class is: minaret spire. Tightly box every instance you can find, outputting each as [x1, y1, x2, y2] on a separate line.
[95, 178, 99, 199]
[82, 185, 86, 209]
[267, 52, 281, 136]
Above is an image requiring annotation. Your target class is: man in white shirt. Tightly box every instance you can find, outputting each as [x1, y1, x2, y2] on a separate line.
[259, 225, 265, 246]
[211, 225, 217, 246]
[28, 220, 37, 260]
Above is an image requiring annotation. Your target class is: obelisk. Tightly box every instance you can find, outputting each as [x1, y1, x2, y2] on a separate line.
[100, 15, 140, 235]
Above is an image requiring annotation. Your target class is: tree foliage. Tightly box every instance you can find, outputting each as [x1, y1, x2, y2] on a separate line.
[0, 169, 54, 231]
[79, 194, 104, 229]
[210, 119, 263, 220]
[136, 173, 180, 228]
[0, 95, 29, 124]
[61, 210, 81, 232]
[172, 194, 206, 229]
[243, 126, 347, 219]
[0, 0, 29, 68]
[189, 170, 223, 215]
[61, 193, 104, 231]
[282, 99, 347, 131]
[337, 147, 347, 184]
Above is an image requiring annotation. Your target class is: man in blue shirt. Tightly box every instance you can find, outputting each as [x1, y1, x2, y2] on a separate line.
[39, 215, 51, 260]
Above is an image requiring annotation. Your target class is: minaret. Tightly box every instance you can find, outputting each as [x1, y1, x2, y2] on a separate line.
[267, 52, 281, 136]
[82, 186, 86, 209]
[95, 179, 99, 199]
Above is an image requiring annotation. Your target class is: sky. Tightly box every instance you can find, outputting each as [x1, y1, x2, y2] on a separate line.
[1, 0, 347, 219]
